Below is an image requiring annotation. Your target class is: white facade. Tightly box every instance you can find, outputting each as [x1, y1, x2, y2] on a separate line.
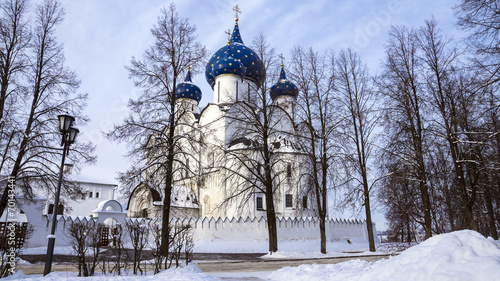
[39, 180, 117, 217]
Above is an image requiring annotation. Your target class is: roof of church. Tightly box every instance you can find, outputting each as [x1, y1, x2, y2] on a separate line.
[211, 42, 246, 81]
[205, 19, 264, 89]
[175, 69, 202, 103]
[270, 64, 299, 100]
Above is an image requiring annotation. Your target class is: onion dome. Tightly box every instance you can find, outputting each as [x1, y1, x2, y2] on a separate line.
[270, 64, 299, 100]
[175, 68, 202, 103]
[205, 19, 264, 89]
[211, 42, 246, 80]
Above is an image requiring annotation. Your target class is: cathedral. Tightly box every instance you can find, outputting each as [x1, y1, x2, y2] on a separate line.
[127, 12, 317, 220]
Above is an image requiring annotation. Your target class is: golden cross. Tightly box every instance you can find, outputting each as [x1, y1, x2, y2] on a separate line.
[279, 53, 285, 66]
[225, 29, 231, 41]
[233, 5, 241, 20]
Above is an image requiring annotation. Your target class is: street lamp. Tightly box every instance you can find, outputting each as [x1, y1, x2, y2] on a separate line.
[43, 114, 79, 276]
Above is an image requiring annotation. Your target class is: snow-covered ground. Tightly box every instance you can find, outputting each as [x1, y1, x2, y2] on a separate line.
[9, 230, 500, 280]
[268, 230, 500, 281]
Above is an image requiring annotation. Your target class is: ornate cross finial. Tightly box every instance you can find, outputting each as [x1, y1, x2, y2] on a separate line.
[233, 5, 241, 21]
[279, 53, 285, 67]
[225, 29, 231, 41]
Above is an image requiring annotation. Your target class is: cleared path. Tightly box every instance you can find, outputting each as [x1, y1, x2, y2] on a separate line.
[196, 255, 388, 273]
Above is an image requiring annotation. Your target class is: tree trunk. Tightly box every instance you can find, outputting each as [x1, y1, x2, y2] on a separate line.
[319, 215, 326, 253]
[265, 191, 278, 252]
[483, 184, 498, 240]
[363, 184, 376, 252]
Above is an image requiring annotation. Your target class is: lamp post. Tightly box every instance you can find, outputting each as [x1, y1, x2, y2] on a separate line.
[43, 114, 79, 276]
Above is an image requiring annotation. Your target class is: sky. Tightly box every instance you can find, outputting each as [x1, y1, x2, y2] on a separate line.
[53, 0, 460, 227]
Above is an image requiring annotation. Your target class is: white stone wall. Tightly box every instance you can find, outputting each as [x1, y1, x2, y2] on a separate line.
[20, 195, 378, 248]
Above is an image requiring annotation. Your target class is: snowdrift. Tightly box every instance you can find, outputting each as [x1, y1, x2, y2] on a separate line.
[269, 230, 500, 281]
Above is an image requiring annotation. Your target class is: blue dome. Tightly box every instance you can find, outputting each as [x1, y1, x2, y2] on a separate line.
[211, 44, 246, 80]
[206, 20, 264, 89]
[175, 70, 202, 103]
[270, 65, 298, 100]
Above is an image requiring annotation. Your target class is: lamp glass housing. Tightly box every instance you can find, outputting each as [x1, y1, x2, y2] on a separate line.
[68, 127, 79, 144]
[58, 115, 75, 133]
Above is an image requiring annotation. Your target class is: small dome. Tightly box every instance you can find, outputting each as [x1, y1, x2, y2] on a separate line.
[206, 19, 264, 89]
[175, 69, 202, 103]
[211, 43, 246, 80]
[270, 65, 299, 100]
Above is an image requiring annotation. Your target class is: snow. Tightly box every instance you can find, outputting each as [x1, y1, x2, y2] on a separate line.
[268, 230, 500, 281]
[6, 265, 219, 281]
[194, 237, 371, 254]
[21, 246, 73, 255]
[12, 230, 500, 281]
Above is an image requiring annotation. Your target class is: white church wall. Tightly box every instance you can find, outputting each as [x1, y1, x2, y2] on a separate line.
[22, 207, 378, 248]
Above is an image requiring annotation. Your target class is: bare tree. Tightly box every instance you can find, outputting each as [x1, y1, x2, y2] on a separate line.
[0, 0, 29, 174]
[455, 0, 500, 86]
[126, 220, 148, 275]
[66, 221, 103, 277]
[0, 0, 95, 218]
[418, 19, 479, 231]
[106, 3, 206, 267]
[336, 48, 379, 252]
[377, 25, 433, 239]
[290, 46, 337, 254]
[213, 32, 298, 253]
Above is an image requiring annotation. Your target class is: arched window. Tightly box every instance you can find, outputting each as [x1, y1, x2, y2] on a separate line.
[96, 192, 100, 198]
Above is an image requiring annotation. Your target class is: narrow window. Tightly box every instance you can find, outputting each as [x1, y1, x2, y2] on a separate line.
[96, 192, 100, 198]
[236, 81, 239, 101]
[285, 194, 293, 208]
[48, 204, 64, 215]
[303, 196, 308, 209]
[256, 197, 263, 210]
[89, 191, 93, 198]
[287, 163, 292, 178]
